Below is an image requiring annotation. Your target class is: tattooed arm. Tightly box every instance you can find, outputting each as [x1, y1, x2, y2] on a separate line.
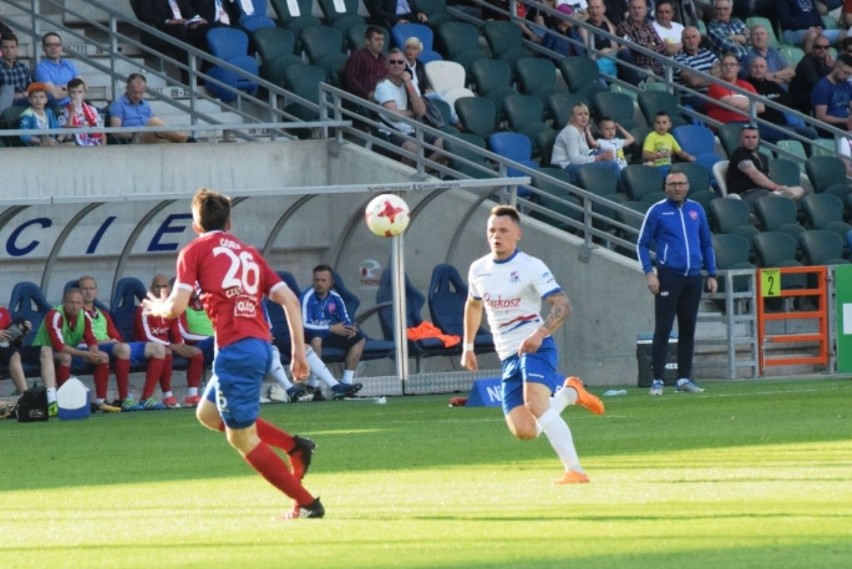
[518, 292, 572, 356]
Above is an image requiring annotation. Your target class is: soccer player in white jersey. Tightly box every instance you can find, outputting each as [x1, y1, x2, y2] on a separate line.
[462, 205, 605, 485]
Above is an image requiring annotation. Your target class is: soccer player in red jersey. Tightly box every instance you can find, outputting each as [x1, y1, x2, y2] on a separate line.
[143, 188, 322, 520]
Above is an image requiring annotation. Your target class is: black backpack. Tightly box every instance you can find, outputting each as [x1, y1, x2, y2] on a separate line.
[16, 387, 48, 422]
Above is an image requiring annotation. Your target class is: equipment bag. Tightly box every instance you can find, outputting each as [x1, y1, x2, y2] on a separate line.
[16, 387, 48, 422]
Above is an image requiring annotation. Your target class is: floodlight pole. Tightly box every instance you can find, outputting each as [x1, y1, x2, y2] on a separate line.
[391, 230, 409, 384]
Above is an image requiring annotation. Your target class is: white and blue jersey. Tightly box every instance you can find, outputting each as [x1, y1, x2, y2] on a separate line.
[467, 250, 561, 361]
[636, 197, 716, 278]
[300, 288, 353, 339]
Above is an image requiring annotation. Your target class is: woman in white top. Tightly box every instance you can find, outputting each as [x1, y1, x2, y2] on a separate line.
[551, 102, 621, 181]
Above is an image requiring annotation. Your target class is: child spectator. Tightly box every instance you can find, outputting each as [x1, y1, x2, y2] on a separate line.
[58, 78, 106, 147]
[19, 82, 64, 147]
[585, 116, 634, 170]
[642, 112, 694, 174]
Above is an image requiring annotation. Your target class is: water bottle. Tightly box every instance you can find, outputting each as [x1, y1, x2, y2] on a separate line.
[602, 389, 627, 397]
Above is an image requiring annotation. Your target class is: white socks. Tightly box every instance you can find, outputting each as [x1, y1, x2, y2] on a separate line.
[306, 347, 338, 387]
[46, 387, 57, 404]
[536, 409, 583, 473]
[549, 385, 578, 414]
[342, 369, 355, 384]
[267, 346, 294, 390]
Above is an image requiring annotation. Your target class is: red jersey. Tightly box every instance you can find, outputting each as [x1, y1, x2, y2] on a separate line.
[707, 80, 758, 124]
[135, 305, 181, 345]
[0, 307, 11, 329]
[175, 230, 284, 348]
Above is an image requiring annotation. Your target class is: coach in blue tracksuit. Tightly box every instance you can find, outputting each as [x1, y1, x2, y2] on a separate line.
[637, 170, 717, 396]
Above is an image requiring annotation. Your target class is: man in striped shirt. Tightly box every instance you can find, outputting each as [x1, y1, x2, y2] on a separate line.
[674, 26, 720, 111]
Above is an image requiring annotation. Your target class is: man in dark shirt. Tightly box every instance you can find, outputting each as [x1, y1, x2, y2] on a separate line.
[0, 33, 31, 111]
[744, 56, 818, 141]
[790, 37, 834, 114]
[725, 125, 805, 203]
[616, 0, 666, 86]
[344, 25, 387, 101]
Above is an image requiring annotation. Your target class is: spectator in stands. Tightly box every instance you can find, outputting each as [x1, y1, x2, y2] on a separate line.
[132, 0, 209, 51]
[33, 32, 80, 107]
[58, 78, 106, 147]
[135, 274, 206, 407]
[190, 0, 240, 26]
[108, 73, 193, 143]
[652, 0, 683, 56]
[538, 4, 586, 56]
[374, 48, 445, 165]
[845, 0, 852, 28]
[301, 264, 365, 395]
[366, 0, 428, 28]
[32, 288, 121, 413]
[552, 102, 621, 181]
[725, 124, 806, 202]
[604, 0, 629, 27]
[19, 83, 66, 147]
[78, 275, 169, 410]
[811, 53, 852, 134]
[642, 111, 695, 173]
[706, 0, 749, 61]
[580, 0, 619, 78]
[0, 308, 57, 416]
[402, 37, 433, 95]
[674, 26, 720, 112]
[616, 0, 667, 86]
[706, 53, 767, 132]
[0, 34, 32, 112]
[778, 0, 846, 52]
[586, 116, 634, 170]
[744, 56, 819, 141]
[790, 36, 835, 114]
[742, 25, 796, 92]
[345, 25, 387, 102]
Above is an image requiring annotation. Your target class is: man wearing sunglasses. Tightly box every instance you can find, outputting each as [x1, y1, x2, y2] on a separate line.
[374, 48, 444, 166]
[790, 37, 835, 114]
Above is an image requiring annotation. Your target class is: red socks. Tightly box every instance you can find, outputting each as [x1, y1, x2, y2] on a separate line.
[93, 364, 109, 400]
[244, 443, 314, 505]
[187, 352, 204, 388]
[57, 364, 70, 387]
[114, 358, 130, 400]
[216, 419, 295, 453]
[141, 357, 166, 399]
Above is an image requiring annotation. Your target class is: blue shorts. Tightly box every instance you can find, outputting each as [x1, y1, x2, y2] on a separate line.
[207, 338, 271, 429]
[94, 341, 147, 364]
[190, 336, 215, 366]
[500, 336, 560, 415]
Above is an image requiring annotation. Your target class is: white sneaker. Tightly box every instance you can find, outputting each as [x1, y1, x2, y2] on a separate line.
[675, 378, 705, 393]
[649, 379, 664, 396]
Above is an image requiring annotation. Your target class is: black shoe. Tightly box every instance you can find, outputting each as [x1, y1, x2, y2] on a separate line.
[331, 382, 362, 400]
[185, 136, 197, 143]
[286, 385, 311, 403]
[280, 497, 324, 520]
[288, 435, 316, 480]
[311, 387, 327, 402]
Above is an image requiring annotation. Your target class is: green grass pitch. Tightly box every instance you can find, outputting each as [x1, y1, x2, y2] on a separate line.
[1, 378, 850, 568]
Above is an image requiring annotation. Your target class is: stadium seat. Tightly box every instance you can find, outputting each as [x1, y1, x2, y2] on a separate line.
[673, 124, 717, 158]
[8, 281, 52, 346]
[769, 157, 810, 193]
[437, 21, 489, 71]
[236, 0, 275, 34]
[253, 27, 301, 86]
[712, 233, 756, 297]
[0, 105, 27, 147]
[712, 160, 730, 196]
[774, 139, 807, 171]
[622, 164, 664, 201]
[454, 97, 498, 139]
[514, 57, 563, 103]
[752, 195, 806, 240]
[716, 123, 744, 158]
[637, 90, 686, 128]
[483, 20, 532, 68]
[706, 196, 756, 234]
[268, 0, 323, 34]
[299, 25, 345, 66]
[800, 194, 852, 238]
[591, 91, 637, 130]
[778, 44, 805, 68]
[425, 60, 466, 97]
[530, 168, 583, 232]
[488, 132, 538, 197]
[806, 155, 848, 194]
[427, 264, 494, 353]
[376, 269, 460, 371]
[316, 0, 365, 33]
[799, 230, 849, 265]
[753, 232, 803, 268]
[443, 133, 491, 178]
[558, 56, 600, 93]
[391, 22, 434, 51]
[441, 87, 476, 114]
[469, 58, 516, 102]
[501, 94, 549, 142]
[264, 271, 302, 361]
[575, 164, 625, 231]
[205, 27, 259, 102]
[535, 128, 558, 166]
[283, 64, 326, 125]
[110, 277, 148, 343]
[547, 92, 589, 127]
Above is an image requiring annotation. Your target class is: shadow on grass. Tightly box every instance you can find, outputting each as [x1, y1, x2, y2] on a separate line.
[3, 379, 851, 492]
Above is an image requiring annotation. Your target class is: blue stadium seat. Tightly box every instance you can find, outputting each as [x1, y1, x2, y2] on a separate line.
[110, 277, 148, 343]
[8, 281, 52, 346]
[205, 27, 259, 102]
[427, 263, 494, 353]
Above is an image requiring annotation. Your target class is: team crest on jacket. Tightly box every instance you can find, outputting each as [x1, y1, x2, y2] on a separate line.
[689, 210, 698, 220]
